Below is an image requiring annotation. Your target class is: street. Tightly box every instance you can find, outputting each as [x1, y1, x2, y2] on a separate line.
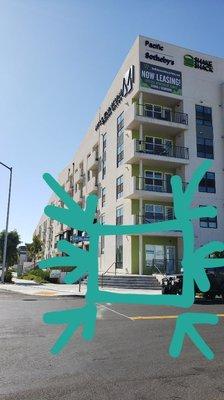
[0, 291, 224, 399]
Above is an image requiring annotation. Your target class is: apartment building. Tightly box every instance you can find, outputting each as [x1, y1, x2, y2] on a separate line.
[35, 35, 224, 276]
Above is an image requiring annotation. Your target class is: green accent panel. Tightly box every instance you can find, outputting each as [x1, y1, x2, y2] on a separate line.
[131, 200, 139, 215]
[131, 236, 139, 274]
[132, 164, 139, 176]
[132, 130, 139, 140]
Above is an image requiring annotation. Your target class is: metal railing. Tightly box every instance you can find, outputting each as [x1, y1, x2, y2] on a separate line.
[136, 140, 189, 160]
[135, 177, 187, 193]
[101, 261, 117, 287]
[135, 213, 174, 224]
[136, 103, 188, 125]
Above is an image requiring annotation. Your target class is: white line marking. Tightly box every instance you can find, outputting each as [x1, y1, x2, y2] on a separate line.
[96, 303, 133, 320]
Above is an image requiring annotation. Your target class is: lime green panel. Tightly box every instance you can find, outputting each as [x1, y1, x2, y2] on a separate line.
[131, 236, 139, 274]
[132, 164, 139, 176]
[131, 200, 139, 215]
[132, 130, 139, 140]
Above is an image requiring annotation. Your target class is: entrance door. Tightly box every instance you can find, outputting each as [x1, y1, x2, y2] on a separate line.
[166, 246, 175, 274]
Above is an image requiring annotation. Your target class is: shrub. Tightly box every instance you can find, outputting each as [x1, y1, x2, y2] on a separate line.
[4, 270, 13, 283]
[21, 268, 50, 283]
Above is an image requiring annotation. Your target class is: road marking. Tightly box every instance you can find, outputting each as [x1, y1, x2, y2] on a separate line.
[33, 290, 57, 297]
[131, 315, 178, 321]
[131, 313, 224, 321]
[96, 304, 132, 320]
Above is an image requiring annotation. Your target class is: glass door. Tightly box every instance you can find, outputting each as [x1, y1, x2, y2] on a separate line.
[166, 246, 175, 274]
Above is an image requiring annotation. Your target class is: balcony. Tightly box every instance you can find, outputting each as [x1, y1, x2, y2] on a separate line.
[125, 103, 188, 134]
[132, 214, 182, 238]
[125, 176, 186, 202]
[74, 169, 84, 184]
[87, 177, 98, 194]
[125, 139, 189, 167]
[88, 151, 99, 171]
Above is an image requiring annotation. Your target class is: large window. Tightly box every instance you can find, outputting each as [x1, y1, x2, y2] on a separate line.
[199, 172, 216, 193]
[102, 187, 106, 207]
[116, 206, 123, 225]
[199, 205, 217, 229]
[144, 204, 173, 223]
[117, 113, 124, 167]
[196, 105, 212, 126]
[116, 175, 123, 199]
[116, 236, 123, 268]
[197, 137, 214, 159]
[102, 133, 107, 179]
[200, 216, 217, 229]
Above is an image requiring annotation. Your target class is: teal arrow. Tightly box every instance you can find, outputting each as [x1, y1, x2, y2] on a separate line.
[169, 312, 219, 360]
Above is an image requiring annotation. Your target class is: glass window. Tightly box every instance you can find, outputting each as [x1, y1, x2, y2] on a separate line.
[102, 133, 107, 179]
[197, 137, 214, 159]
[199, 205, 217, 228]
[100, 214, 105, 253]
[195, 105, 212, 126]
[116, 235, 123, 268]
[102, 187, 106, 207]
[199, 172, 216, 193]
[116, 206, 123, 225]
[117, 113, 124, 167]
[116, 175, 123, 199]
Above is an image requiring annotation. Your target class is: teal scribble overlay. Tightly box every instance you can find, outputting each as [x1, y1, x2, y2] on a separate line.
[39, 160, 224, 358]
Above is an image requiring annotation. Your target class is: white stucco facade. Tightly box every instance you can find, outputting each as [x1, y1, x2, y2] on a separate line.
[35, 35, 224, 275]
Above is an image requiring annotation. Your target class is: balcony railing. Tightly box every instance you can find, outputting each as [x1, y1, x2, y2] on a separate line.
[70, 234, 90, 244]
[136, 140, 189, 160]
[135, 177, 187, 193]
[135, 213, 174, 224]
[137, 104, 188, 125]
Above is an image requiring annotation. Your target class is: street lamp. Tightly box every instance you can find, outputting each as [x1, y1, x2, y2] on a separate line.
[0, 161, 12, 283]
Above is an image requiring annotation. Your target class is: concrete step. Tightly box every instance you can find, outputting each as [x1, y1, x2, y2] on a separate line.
[82, 274, 161, 289]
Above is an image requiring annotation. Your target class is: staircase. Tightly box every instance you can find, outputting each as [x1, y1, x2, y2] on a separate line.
[98, 274, 161, 290]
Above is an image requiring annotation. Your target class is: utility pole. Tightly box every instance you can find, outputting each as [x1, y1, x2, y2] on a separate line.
[0, 162, 13, 283]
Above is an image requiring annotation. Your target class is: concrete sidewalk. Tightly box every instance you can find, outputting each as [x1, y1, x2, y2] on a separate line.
[0, 278, 162, 297]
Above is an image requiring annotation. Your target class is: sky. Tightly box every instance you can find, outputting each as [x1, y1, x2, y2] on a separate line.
[1, 0, 224, 245]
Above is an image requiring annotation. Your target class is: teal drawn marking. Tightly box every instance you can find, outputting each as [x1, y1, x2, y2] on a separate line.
[39, 160, 224, 358]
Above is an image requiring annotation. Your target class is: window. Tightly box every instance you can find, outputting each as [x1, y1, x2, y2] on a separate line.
[102, 187, 106, 207]
[116, 236, 123, 268]
[116, 175, 123, 199]
[196, 105, 212, 126]
[197, 137, 214, 159]
[116, 206, 123, 225]
[199, 172, 216, 193]
[100, 214, 105, 253]
[87, 170, 91, 182]
[117, 113, 124, 167]
[144, 204, 174, 223]
[102, 133, 107, 179]
[199, 206, 217, 228]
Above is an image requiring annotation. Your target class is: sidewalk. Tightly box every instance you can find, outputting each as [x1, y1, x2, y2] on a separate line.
[0, 278, 162, 297]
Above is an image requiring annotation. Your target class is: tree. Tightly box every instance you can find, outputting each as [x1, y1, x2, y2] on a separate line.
[26, 235, 43, 269]
[0, 230, 20, 269]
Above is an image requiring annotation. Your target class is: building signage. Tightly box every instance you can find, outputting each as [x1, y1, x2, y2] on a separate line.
[140, 62, 182, 95]
[144, 39, 174, 66]
[184, 54, 213, 72]
[95, 65, 135, 131]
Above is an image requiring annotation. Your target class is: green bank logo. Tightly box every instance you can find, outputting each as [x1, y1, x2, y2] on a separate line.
[184, 54, 194, 67]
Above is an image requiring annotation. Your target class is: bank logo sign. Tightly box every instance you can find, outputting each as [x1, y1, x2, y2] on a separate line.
[95, 65, 135, 131]
[140, 63, 182, 95]
[184, 54, 213, 73]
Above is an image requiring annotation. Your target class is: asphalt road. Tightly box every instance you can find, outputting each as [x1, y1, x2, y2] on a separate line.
[1, 290, 224, 400]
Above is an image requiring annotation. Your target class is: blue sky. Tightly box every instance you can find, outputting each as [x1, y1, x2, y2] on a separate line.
[1, 0, 224, 244]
